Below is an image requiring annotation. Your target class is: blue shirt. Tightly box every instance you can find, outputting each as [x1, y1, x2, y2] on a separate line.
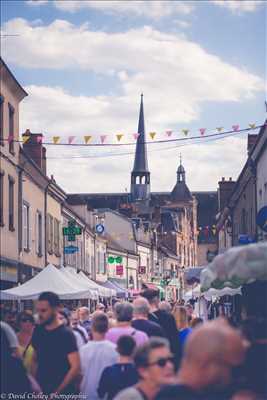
[179, 327, 192, 346]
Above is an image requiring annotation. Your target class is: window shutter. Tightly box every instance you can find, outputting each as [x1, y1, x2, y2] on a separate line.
[35, 212, 39, 254]
[28, 207, 32, 251]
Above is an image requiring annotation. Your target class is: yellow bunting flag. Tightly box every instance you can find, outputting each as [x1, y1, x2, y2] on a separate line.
[53, 136, 60, 144]
[249, 123, 256, 129]
[84, 136, 92, 144]
[149, 132, 156, 140]
[216, 127, 223, 133]
[116, 134, 123, 142]
[182, 129, 189, 136]
[22, 135, 30, 144]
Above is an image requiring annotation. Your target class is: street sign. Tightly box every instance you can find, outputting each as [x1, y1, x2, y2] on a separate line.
[256, 206, 267, 232]
[238, 235, 254, 245]
[64, 245, 79, 254]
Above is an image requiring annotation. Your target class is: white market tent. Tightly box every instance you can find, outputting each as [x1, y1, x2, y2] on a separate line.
[78, 271, 115, 297]
[0, 264, 97, 300]
[60, 267, 99, 300]
[184, 284, 241, 301]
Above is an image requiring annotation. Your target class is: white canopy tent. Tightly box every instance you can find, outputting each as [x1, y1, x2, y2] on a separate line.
[60, 267, 99, 300]
[0, 264, 94, 300]
[183, 284, 241, 301]
[78, 271, 115, 297]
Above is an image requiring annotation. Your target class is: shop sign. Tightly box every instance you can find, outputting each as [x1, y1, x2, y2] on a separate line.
[138, 266, 146, 274]
[116, 265, 124, 275]
[256, 206, 267, 232]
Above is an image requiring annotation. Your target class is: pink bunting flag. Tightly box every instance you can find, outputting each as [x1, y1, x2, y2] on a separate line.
[232, 125, 239, 132]
[68, 136, 75, 144]
[199, 128, 206, 136]
[166, 130, 173, 137]
[133, 133, 140, 140]
[100, 135, 107, 144]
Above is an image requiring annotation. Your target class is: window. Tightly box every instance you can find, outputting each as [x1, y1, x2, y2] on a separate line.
[47, 214, 53, 254]
[8, 176, 14, 231]
[36, 211, 42, 256]
[0, 96, 4, 145]
[54, 218, 60, 256]
[8, 104, 15, 154]
[0, 171, 4, 226]
[23, 202, 30, 251]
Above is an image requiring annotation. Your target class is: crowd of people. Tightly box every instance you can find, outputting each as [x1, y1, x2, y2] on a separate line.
[1, 288, 266, 400]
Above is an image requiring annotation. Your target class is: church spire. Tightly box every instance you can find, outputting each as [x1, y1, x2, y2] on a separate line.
[132, 93, 149, 172]
[131, 94, 150, 202]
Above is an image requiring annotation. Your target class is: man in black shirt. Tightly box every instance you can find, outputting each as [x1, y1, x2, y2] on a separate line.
[141, 289, 181, 369]
[132, 297, 164, 338]
[31, 291, 80, 395]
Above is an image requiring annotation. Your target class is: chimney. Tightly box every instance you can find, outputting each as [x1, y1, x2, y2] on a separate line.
[22, 130, 47, 176]
[218, 177, 236, 211]
[247, 134, 258, 155]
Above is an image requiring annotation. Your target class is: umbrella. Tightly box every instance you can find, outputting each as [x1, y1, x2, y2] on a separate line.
[201, 242, 267, 291]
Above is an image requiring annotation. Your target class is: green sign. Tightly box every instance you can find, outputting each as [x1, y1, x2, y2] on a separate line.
[63, 220, 82, 242]
[108, 256, 123, 264]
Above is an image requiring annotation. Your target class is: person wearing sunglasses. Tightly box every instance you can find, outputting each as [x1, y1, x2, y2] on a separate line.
[17, 311, 35, 373]
[114, 338, 175, 400]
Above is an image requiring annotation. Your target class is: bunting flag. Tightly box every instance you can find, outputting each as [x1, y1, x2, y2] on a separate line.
[232, 125, 239, 132]
[52, 136, 60, 144]
[133, 133, 140, 140]
[166, 130, 173, 137]
[68, 136, 75, 144]
[116, 134, 123, 142]
[8, 135, 13, 144]
[249, 123, 256, 129]
[22, 135, 30, 144]
[36, 135, 43, 144]
[84, 136, 92, 144]
[100, 135, 107, 144]
[182, 129, 189, 136]
[149, 132, 156, 140]
[216, 127, 224, 133]
[199, 128, 206, 136]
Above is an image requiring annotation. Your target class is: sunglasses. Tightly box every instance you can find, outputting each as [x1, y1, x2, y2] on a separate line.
[147, 356, 175, 368]
[21, 318, 34, 323]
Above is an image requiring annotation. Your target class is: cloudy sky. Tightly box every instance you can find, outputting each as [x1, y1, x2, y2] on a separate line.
[1, 0, 266, 194]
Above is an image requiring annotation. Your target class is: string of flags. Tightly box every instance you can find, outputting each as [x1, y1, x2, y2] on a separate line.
[13, 122, 264, 146]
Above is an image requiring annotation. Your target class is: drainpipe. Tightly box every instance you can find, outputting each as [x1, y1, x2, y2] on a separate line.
[126, 251, 129, 289]
[44, 182, 51, 267]
[17, 166, 23, 283]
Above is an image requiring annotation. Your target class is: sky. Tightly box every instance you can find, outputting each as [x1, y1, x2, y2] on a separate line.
[1, 0, 266, 194]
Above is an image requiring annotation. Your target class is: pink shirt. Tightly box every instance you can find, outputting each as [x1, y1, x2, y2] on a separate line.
[105, 326, 148, 346]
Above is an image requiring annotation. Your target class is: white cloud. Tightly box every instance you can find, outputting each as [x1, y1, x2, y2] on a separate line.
[3, 18, 263, 192]
[211, 1, 264, 13]
[174, 20, 191, 29]
[2, 18, 263, 130]
[53, 1, 194, 18]
[19, 84, 253, 193]
[26, 0, 49, 6]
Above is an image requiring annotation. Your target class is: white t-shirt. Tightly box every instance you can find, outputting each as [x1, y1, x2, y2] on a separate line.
[80, 340, 118, 400]
[114, 387, 144, 400]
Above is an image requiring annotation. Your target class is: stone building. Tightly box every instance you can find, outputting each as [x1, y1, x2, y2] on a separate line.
[217, 123, 267, 252]
[0, 59, 28, 289]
